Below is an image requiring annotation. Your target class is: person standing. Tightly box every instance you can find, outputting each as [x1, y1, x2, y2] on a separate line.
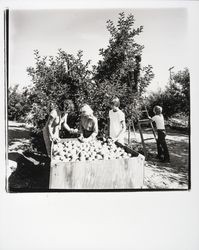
[108, 97, 126, 144]
[148, 105, 170, 163]
[42, 100, 77, 157]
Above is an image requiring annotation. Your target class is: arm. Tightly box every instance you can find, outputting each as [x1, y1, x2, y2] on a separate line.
[78, 118, 84, 140]
[89, 118, 98, 140]
[108, 110, 111, 137]
[115, 111, 126, 140]
[63, 113, 78, 134]
[108, 118, 110, 137]
[47, 115, 57, 141]
[62, 113, 72, 132]
[63, 113, 70, 131]
[115, 120, 126, 140]
[148, 115, 155, 123]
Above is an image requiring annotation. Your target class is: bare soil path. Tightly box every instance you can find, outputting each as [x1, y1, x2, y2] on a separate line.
[127, 129, 189, 189]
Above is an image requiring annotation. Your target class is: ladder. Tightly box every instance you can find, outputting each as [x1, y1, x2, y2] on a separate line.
[127, 119, 137, 144]
[138, 107, 157, 159]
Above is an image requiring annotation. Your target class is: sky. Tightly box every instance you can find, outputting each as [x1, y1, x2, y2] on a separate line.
[9, 8, 189, 93]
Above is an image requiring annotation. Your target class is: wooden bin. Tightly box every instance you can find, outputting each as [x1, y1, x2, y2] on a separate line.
[49, 139, 145, 189]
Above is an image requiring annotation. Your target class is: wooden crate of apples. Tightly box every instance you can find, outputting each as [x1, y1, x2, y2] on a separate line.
[50, 138, 145, 189]
[52, 138, 134, 163]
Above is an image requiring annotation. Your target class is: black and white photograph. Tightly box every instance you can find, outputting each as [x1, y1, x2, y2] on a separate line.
[1, 1, 199, 250]
[7, 7, 190, 191]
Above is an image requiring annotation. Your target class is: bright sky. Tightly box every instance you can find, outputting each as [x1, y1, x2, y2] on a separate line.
[9, 8, 188, 93]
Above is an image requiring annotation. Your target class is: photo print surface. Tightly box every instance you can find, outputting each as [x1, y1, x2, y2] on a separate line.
[6, 8, 190, 192]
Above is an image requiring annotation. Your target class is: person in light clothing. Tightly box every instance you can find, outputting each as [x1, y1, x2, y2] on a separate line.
[43, 100, 77, 157]
[149, 105, 170, 163]
[108, 97, 126, 144]
[79, 104, 98, 142]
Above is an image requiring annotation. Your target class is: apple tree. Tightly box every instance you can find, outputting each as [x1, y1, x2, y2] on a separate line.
[27, 49, 93, 132]
[92, 12, 154, 132]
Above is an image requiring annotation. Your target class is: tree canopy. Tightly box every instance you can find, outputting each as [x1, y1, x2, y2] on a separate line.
[146, 68, 190, 118]
[9, 12, 155, 133]
[92, 12, 154, 131]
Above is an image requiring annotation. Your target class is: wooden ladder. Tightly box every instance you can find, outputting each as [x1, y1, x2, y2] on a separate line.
[138, 107, 157, 159]
[127, 119, 137, 144]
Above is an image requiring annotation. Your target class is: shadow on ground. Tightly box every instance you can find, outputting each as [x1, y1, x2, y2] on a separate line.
[8, 152, 50, 192]
[8, 128, 32, 143]
[8, 122, 51, 192]
[8, 122, 47, 153]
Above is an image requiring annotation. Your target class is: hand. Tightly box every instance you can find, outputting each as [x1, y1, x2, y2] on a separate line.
[70, 128, 78, 134]
[78, 135, 84, 142]
[82, 137, 88, 142]
[52, 137, 60, 143]
[79, 138, 87, 143]
[108, 137, 116, 142]
[111, 138, 117, 143]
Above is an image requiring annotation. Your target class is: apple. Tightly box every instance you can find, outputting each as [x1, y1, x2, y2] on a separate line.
[52, 139, 133, 162]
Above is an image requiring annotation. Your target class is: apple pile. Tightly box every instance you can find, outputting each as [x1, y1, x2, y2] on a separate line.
[52, 139, 132, 162]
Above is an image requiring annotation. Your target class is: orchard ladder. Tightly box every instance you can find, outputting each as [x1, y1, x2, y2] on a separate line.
[127, 119, 137, 144]
[138, 107, 157, 159]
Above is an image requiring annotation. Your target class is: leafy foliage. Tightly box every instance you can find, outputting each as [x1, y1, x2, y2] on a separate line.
[168, 68, 190, 114]
[93, 12, 154, 130]
[26, 49, 93, 132]
[146, 68, 190, 119]
[10, 12, 155, 134]
[8, 85, 32, 121]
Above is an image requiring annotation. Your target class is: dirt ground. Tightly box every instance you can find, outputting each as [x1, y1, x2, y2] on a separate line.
[127, 129, 189, 189]
[7, 121, 189, 191]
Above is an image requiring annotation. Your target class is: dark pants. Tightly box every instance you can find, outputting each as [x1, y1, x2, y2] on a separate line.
[157, 130, 170, 161]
